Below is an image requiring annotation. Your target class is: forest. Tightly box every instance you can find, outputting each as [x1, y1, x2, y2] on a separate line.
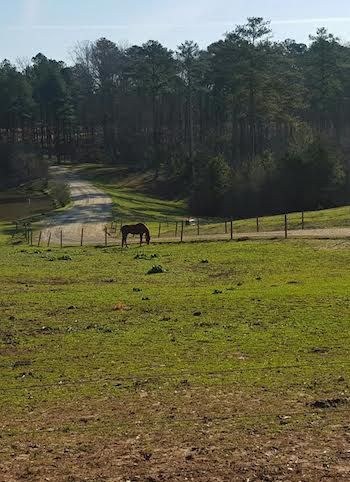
[0, 17, 349, 218]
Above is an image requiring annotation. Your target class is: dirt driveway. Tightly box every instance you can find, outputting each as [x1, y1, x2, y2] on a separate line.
[40, 166, 113, 245]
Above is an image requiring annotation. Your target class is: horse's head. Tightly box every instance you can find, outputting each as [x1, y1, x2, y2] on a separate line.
[145, 230, 151, 245]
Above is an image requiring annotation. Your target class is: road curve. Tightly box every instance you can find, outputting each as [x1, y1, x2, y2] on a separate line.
[40, 166, 113, 245]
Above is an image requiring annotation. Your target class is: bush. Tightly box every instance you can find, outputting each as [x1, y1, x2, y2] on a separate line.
[147, 265, 166, 274]
[47, 181, 71, 208]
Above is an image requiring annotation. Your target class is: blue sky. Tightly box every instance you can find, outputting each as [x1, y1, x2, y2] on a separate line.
[1, 0, 350, 63]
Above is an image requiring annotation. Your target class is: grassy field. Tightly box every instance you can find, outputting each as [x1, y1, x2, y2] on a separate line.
[1, 166, 350, 479]
[1, 233, 350, 480]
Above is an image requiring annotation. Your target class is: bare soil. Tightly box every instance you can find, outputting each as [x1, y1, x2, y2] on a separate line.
[1, 388, 350, 481]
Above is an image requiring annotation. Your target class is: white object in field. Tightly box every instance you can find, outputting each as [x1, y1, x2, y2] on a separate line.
[186, 218, 197, 226]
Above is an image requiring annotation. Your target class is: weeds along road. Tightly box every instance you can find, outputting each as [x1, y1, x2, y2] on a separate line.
[40, 166, 113, 245]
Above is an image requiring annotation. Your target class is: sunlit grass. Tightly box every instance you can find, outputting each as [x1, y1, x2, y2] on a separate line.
[1, 238, 350, 415]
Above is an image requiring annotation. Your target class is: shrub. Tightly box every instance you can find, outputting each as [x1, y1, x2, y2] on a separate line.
[147, 265, 166, 275]
[47, 181, 71, 208]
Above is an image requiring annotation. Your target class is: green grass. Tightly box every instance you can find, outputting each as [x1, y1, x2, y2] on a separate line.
[1, 177, 350, 478]
[1, 238, 350, 416]
[1, 167, 350, 414]
[233, 204, 350, 233]
[1, 166, 350, 478]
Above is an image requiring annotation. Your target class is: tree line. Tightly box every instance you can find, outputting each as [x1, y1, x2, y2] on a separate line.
[1, 17, 349, 217]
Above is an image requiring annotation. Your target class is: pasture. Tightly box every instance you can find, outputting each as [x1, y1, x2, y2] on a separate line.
[1, 234, 350, 480]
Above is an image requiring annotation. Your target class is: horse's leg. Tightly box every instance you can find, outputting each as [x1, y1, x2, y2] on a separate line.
[122, 233, 128, 248]
[140, 234, 143, 246]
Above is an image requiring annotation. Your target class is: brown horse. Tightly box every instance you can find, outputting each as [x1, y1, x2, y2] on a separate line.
[121, 223, 151, 247]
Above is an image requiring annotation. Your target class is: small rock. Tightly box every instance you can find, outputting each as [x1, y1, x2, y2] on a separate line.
[113, 304, 130, 311]
[141, 452, 152, 461]
[309, 398, 349, 409]
[13, 360, 32, 368]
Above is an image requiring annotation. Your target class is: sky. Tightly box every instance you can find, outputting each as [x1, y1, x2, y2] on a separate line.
[1, 0, 350, 63]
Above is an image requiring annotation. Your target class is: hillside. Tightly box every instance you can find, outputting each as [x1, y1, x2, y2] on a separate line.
[75, 164, 350, 236]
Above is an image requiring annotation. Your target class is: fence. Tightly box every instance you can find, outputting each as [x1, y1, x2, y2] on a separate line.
[12, 207, 350, 248]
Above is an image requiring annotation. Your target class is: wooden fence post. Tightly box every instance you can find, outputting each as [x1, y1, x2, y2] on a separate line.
[30, 230, 33, 247]
[47, 232, 51, 247]
[37, 231, 42, 247]
[230, 220, 233, 240]
[180, 221, 184, 243]
[80, 227, 84, 246]
[175, 222, 178, 238]
[301, 211, 304, 230]
[158, 223, 161, 238]
[284, 214, 288, 239]
[197, 219, 200, 236]
[60, 230, 63, 249]
[256, 217, 260, 233]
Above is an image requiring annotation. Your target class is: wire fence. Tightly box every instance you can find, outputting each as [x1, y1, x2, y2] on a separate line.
[11, 207, 350, 248]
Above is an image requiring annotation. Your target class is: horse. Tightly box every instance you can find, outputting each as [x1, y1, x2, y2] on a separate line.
[121, 223, 151, 248]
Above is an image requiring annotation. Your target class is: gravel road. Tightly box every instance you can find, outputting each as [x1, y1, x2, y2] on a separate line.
[40, 166, 113, 245]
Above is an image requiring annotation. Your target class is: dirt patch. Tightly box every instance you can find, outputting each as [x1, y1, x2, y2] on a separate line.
[309, 398, 350, 409]
[1, 388, 350, 481]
